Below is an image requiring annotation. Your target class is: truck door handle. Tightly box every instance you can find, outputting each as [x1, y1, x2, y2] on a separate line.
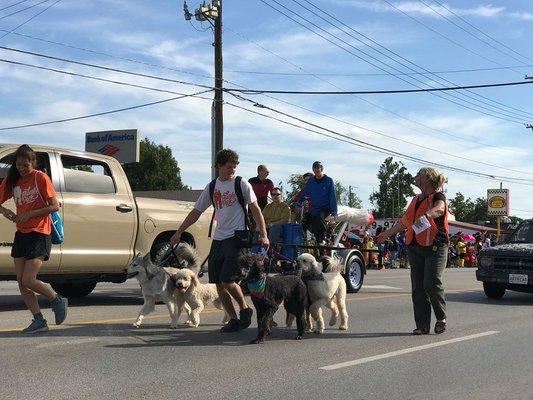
[116, 204, 133, 213]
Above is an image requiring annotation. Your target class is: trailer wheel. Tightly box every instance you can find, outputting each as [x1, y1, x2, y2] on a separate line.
[344, 254, 364, 293]
[483, 282, 505, 299]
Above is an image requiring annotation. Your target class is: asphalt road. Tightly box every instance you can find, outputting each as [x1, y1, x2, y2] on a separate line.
[1, 268, 532, 400]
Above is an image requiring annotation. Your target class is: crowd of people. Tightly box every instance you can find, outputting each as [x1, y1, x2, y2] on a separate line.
[448, 231, 498, 268]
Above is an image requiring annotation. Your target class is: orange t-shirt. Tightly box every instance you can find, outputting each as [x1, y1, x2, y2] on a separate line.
[0, 170, 57, 235]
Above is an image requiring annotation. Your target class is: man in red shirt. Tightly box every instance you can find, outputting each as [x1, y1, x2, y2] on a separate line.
[248, 165, 274, 210]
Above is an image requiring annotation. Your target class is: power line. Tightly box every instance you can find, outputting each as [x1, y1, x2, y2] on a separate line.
[0, 58, 215, 95]
[0, 0, 50, 21]
[8, 26, 531, 153]
[0, 29, 216, 81]
[0, 90, 213, 131]
[0, 46, 215, 90]
[379, 0, 525, 76]
[225, 98, 533, 186]
[419, 0, 531, 65]
[295, 0, 533, 122]
[227, 79, 533, 95]
[226, 64, 533, 77]
[226, 27, 533, 155]
[227, 91, 533, 177]
[0, 0, 61, 41]
[430, 0, 533, 64]
[0, 0, 31, 13]
[260, 0, 526, 124]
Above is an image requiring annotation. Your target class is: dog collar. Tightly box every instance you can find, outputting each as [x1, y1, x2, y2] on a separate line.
[247, 275, 266, 299]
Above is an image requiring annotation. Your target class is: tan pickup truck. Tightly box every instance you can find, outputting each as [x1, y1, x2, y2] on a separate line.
[0, 144, 211, 298]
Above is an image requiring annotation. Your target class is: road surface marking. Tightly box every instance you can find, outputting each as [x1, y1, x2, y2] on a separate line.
[36, 338, 100, 348]
[319, 330, 499, 370]
[363, 285, 402, 290]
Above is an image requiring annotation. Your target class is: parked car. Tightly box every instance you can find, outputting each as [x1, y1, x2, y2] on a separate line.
[0, 144, 211, 298]
[476, 219, 533, 299]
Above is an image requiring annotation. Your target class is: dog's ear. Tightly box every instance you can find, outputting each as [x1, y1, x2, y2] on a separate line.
[163, 266, 179, 276]
[179, 259, 188, 269]
[189, 270, 200, 286]
[142, 253, 152, 264]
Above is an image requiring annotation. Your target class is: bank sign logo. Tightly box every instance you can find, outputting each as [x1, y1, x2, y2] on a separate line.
[98, 144, 120, 157]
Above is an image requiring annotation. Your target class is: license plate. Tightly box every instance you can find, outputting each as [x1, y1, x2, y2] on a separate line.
[509, 274, 528, 285]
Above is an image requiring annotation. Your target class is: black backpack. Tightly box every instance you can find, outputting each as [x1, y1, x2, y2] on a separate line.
[207, 176, 251, 238]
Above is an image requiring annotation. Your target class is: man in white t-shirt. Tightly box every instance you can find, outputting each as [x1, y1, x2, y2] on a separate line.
[171, 149, 269, 333]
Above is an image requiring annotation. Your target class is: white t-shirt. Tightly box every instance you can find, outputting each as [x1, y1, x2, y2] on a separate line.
[195, 177, 257, 240]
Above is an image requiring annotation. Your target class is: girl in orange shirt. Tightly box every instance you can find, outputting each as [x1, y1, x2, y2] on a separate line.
[0, 145, 68, 333]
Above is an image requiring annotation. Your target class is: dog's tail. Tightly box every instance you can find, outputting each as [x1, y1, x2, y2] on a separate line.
[319, 255, 343, 273]
[174, 243, 201, 275]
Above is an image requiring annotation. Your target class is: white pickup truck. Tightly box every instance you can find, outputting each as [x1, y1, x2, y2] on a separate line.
[0, 144, 211, 298]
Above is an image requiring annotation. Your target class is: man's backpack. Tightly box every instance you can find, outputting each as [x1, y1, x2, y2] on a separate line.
[207, 176, 251, 241]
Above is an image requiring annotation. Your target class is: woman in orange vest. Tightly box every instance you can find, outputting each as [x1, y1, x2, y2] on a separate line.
[377, 167, 448, 335]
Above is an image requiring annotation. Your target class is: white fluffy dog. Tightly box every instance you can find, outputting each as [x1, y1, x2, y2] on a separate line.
[297, 253, 349, 333]
[164, 267, 229, 327]
[126, 252, 191, 328]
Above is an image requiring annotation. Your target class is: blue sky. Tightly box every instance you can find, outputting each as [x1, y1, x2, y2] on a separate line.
[0, 0, 532, 218]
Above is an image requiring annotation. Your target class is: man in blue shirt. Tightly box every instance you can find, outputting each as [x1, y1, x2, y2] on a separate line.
[298, 161, 337, 244]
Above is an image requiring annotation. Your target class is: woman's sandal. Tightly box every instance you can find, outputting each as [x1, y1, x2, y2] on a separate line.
[412, 327, 429, 335]
[434, 321, 446, 334]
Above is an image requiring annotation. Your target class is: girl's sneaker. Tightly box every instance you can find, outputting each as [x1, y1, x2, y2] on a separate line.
[22, 318, 49, 334]
[51, 296, 68, 325]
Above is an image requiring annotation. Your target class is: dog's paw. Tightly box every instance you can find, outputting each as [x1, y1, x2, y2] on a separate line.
[314, 329, 323, 334]
[169, 322, 179, 329]
[339, 325, 348, 330]
[132, 321, 141, 328]
[294, 335, 303, 340]
[329, 317, 337, 326]
[249, 338, 264, 344]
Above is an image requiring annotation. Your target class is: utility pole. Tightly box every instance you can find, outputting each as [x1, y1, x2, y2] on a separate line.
[183, 1, 222, 179]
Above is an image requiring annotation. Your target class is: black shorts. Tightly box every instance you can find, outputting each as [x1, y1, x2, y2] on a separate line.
[11, 231, 52, 261]
[208, 237, 244, 284]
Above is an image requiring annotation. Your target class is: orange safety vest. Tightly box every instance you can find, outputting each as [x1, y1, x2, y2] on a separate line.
[401, 192, 449, 247]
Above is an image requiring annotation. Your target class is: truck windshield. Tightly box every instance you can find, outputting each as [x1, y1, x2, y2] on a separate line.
[508, 220, 533, 244]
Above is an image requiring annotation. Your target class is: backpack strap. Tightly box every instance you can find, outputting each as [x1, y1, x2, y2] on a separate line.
[207, 178, 217, 238]
[235, 176, 251, 231]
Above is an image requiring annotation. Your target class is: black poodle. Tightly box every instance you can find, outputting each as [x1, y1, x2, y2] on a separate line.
[237, 252, 307, 344]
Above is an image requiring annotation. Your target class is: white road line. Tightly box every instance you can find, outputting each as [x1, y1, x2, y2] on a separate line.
[363, 285, 402, 290]
[320, 331, 499, 370]
[36, 338, 100, 348]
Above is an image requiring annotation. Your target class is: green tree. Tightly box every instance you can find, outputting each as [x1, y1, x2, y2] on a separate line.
[122, 138, 188, 191]
[335, 182, 363, 208]
[285, 173, 307, 205]
[448, 192, 474, 221]
[369, 157, 414, 218]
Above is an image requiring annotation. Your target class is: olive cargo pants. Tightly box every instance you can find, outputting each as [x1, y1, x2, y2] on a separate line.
[408, 244, 447, 331]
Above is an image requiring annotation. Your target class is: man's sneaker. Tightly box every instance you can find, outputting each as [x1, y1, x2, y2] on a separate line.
[220, 318, 240, 333]
[238, 307, 253, 330]
[22, 318, 49, 334]
[51, 296, 68, 325]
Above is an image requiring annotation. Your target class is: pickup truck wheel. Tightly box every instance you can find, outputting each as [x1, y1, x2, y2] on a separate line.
[483, 282, 506, 299]
[151, 242, 180, 268]
[51, 281, 97, 299]
[344, 254, 364, 293]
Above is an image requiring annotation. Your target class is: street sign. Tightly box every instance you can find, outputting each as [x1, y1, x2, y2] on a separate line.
[85, 129, 140, 163]
[487, 189, 509, 216]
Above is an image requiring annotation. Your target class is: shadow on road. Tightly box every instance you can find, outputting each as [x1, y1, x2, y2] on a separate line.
[0, 320, 412, 346]
[0, 290, 144, 312]
[446, 290, 533, 306]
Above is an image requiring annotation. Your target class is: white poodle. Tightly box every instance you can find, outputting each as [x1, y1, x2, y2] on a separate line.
[164, 267, 229, 327]
[297, 253, 349, 333]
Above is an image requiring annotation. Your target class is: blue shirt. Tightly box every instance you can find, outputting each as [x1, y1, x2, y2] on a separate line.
[298, 175, 337, 216]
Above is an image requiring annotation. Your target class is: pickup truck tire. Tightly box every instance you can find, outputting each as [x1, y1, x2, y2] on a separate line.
[343, 254, 364, 293]
[51, 281, 97, 299]
[483, 282, 506, 299]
